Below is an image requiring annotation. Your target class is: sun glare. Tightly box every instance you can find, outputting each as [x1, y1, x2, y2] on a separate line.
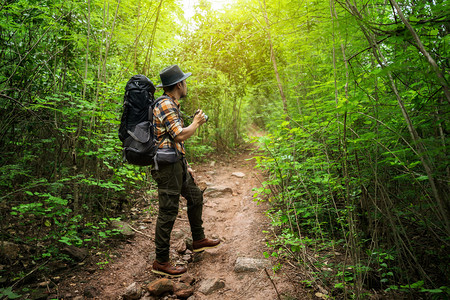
[181, 0, 229, 19]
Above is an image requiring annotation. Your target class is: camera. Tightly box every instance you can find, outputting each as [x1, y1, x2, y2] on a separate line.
[194, 109, 209, 122]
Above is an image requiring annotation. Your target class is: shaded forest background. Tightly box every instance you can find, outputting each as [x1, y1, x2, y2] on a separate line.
[0, 0, 449, 298]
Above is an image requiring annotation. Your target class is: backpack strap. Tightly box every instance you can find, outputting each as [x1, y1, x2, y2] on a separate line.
[151, 95, 172, 146]
[151, 95, 180, 148]
[151, 95, 182, 170]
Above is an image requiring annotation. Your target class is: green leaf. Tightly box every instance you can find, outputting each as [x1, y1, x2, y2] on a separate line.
[334, 282, 344, 289]
[0, 287, 21, 299]
[416, 175, 428, 181]
[421, 288, 443, 293]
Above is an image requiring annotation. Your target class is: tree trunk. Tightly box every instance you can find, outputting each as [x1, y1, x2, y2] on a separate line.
[143, 0, 163, 74]
[258, 0, 288, 117]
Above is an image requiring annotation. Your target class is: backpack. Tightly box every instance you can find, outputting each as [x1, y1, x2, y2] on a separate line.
[118, 74, 167, 166]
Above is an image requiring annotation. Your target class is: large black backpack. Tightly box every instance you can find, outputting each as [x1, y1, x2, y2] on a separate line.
[118, 74, 164, 166]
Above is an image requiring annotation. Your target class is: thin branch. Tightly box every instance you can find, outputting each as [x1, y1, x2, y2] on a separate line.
[143, 0, 164, 73]
[389, 0, 450, 104]
[1, 10, 73, 85]
[128, 225, 153, 240]
[264, 268, 282, 300]
[4, 258, 51, 297]
[347, 36, 390, 62]
[0, 93, 68, 139]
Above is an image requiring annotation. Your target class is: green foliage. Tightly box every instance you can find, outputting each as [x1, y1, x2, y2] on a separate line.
[0, 0, 448, 298]
[250, 0, 449, 298]
[185, 135, 215, 162]
[84, 218, 122, 247]
[0, 287, 21, 299]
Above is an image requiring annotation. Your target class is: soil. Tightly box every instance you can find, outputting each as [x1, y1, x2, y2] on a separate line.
[56, 145, 305, 299]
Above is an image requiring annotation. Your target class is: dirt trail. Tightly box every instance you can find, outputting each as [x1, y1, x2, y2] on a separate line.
[58, 146, 301, 299]
[185, 148, 296, 299]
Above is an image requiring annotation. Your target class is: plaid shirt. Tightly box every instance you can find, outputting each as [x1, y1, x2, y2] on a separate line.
[153, 95, 185, 155]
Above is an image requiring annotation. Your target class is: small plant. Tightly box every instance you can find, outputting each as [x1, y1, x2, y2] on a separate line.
[95, 251, 113, 269]
[96, 260, 110, 269]
[272, 262, 282, 272]
[84, 218, 122, 247]
[369, 250, 395, 286]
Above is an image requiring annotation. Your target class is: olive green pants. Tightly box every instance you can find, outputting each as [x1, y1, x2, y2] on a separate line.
[151, 158, 205, 262]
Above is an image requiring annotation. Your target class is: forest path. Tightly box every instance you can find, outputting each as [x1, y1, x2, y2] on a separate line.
[58, 143, 301, 299]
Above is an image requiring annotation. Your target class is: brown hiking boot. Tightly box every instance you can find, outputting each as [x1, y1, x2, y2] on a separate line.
[152, 260, 187, 277]
[192, 238, 221, 253]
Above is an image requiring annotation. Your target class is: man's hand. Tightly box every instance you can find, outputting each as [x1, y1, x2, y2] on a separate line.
[188, 166, 196, 183]
[193, 109, 207, 126]
[174, 109, 207, 143]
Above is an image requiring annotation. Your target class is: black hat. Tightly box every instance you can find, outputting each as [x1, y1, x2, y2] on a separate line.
[157, 65, 192, 88]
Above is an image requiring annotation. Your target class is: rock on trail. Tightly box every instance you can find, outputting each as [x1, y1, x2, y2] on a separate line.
[234, 257, 271, 273]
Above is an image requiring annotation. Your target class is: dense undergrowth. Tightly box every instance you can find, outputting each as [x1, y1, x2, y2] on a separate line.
[247, 0, 450, 298]
[253, 115, 449, 298]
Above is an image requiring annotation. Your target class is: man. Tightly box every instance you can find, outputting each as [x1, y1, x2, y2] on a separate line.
[151, 65, 220, 277]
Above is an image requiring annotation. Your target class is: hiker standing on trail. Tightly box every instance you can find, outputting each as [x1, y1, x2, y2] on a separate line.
[151, 65, 220, 277]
